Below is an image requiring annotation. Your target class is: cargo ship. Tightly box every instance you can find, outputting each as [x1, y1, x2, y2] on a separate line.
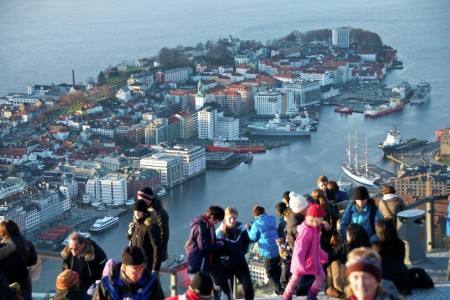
[410, 79, 431, 104]
[248, 114, 311, 136]
[378, 125, 428, 155]
[206, 140, 266, 153]
[364, 98, 404, 118]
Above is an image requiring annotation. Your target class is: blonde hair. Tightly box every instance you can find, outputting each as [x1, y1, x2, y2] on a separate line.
[222, 206, 239, 239]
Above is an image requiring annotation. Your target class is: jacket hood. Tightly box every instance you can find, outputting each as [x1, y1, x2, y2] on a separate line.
[134, 210, 156, 226]
[0, 239, 16, 260]
[190, 215, 204, 228]
[382, 193, 399, 200]
[61, 238, 96, 262]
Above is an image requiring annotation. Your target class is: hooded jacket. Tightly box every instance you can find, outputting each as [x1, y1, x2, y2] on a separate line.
[0, 240, 28, 288]
[61, 238, 108, 291]
[127, 211, 162, 272]
[247, 213, 279, 259]
[379, 194, 406, 220]
[186, 215, 223, 274]
[290, 221, 327, 275]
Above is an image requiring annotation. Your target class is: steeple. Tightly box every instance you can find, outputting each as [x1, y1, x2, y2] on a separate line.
[197, 78, 205, 97]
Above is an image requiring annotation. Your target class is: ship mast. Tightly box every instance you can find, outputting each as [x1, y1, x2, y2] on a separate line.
[365, 137, 369, 175]
[354, 133, 358, 170]
[347, 133, 351, 166]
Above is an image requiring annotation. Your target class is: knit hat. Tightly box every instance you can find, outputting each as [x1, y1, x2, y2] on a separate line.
[56, 270, 79, 290]
[289, 192, 309, 213]
[122, 246, 145, 266]
[133, 199, 148, 212]
[346, 256, 382, 282]
[353, 186, 369, 201]
[189, 272, 213, 297]
[306, 203, 325, 218]
[137, 187, 154, 201]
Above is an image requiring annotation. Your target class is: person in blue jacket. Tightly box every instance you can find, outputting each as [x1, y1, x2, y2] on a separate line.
[246, 205, 283, 295]
[340, 186, 383, 244]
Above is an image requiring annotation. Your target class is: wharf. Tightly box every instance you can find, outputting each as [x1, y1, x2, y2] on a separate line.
[367, 163, 396, 186]
[386, 141, 441, 167]
[205, 152, 244, 169]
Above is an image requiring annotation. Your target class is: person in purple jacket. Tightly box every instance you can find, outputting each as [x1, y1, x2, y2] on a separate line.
[186, 206, 224, 280]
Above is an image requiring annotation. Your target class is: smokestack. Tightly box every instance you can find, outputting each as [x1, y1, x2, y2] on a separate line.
[72, 69, 75, 86]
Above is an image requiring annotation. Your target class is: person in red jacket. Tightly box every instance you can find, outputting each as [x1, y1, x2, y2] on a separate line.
[165, 271, 213, 300]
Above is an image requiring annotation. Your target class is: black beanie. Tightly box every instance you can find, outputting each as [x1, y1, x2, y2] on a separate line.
[122, 246, 145, 266]
[353, 186, 369, 200]
[134, 199, 148, 212]
[190, 272, 213, 297]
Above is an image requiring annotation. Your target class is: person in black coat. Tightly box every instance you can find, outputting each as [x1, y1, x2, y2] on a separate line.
[0, 219, 37, 295]
[212, 206, 254, 300]
[372, 219, 409, 292]
[137, 187, 170, 262]
[127, 200, 162, 276]
[0, 239, 28, 291]
[61, 232, 108, 291]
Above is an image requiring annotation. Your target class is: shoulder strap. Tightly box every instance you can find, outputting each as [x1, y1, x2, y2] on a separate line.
[381, 199, 395, 219]
[369, 205, 376, 233]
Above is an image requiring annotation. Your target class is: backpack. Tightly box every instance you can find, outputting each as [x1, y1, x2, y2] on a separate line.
[408, 267, 434, 289]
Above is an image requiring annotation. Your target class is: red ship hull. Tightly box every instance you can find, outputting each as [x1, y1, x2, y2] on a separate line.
[365, 102, 404, 118]
[206, 144, 266, 153]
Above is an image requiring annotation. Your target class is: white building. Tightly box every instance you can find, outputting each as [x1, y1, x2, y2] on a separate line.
[140, 153, 184, 187]
[332, 27, 350, 48]
[198, 106, 220, 139]
[216, 117, 240, 140]
[86, 175, 127, 206]
[283, 80, 321, 107]
[0, 177, 24, 200]
[254, 91, 282, 115]
[164, 144, 206, 179]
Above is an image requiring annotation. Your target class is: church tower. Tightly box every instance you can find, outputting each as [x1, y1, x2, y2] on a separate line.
[195, 78, 206, 110]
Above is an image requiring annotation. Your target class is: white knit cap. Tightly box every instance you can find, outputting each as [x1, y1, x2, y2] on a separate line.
[289, 192, 309, 213]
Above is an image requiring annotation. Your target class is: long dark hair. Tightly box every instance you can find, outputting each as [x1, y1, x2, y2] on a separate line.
[347, 223, 370, 248]
[375, 219, 401, 244]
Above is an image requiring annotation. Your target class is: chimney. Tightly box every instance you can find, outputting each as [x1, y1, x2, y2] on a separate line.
[72, 69, 75, 86]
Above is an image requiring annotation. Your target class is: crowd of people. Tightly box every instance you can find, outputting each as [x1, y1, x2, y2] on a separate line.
[0, 176, 432, 300]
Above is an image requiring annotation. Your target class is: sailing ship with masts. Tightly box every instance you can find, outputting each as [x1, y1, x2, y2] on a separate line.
[341, 133, 380, 186]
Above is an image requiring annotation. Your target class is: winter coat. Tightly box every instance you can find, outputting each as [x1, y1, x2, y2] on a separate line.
[247, 213, 280, 259]
[164, 288, 211, 300]
[284, 212, 305, 249]
[340, 202, 383, 243]
[150, 198, 170, 262]
[0, 240, 28, 288]
[53, 289, 91, 300]
[61, 238, 108, 291]
[127, 213, 162, 272]
[214, 222, 250, 268]
[372, 239, 409, 291]
[93, 263, 164, 300]
[379, 194, 406, 221]
[186, 215, 223, 275]
[290, 221, 327, 275]
[327, 243, 355, 264]
[277, 216, 287, 240]
[11, 235, 37, 267]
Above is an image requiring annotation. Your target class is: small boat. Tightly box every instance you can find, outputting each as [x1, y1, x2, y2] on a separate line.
[156, 188, 167, 197]
[334, 105, 352, 114]
[243, 152, 253, 164]
[175, 254, 184, 262]
[90, 216, 119, 233]
[125, 198, 135, 206]
[61, 231, 91, 246]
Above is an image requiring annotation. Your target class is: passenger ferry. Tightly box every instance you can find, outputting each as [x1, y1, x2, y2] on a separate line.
[90, 216, 119, 233]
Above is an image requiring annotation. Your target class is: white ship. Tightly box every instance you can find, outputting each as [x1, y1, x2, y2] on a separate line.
[90, 216, 119, 233]
[341, 133, 380, 186]
[156, 188, 167, 197]
[248, 114, 311, 136]
[61, 231, 91, 246]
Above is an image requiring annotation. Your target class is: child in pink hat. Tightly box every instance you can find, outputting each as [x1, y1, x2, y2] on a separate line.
[283, 203, 328, 300]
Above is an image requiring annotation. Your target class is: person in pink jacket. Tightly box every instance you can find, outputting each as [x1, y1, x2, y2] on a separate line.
[283, 203, 328, 300]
